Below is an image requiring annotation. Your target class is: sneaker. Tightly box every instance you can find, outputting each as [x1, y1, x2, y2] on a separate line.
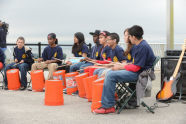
[4, 85, 8, 90]
[27, 86, 32, 91]
[93, 107, 115, 114]
[63, 88, 67, 94]
[20, 86, 26, 90]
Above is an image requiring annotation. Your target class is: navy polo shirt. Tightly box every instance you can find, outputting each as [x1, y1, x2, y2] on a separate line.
[110, 45, 126, 62]
[100, 45, 112, 60]
[74, 43, 89, 57]
[13, 46, 25, 62]
[42, 45, 63, 64]
[126, 45, 136, 63]
[90, 44, 102, 60]
[133, 40, 156, 71]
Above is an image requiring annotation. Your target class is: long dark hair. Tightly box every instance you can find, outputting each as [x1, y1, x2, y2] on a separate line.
[48, 33, 58, 44]
[124, 28, 133, 56]
[72, 32, 85, 54]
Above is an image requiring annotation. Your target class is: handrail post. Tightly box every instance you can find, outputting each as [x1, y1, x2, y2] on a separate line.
[38, 42, 41, 58]
[88, 43, 92, 51]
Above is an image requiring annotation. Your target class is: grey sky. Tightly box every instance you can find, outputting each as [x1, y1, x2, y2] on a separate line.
[0, 0, 185, 44]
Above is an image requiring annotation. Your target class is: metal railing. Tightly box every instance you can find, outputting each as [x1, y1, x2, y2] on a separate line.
[5, 42, 183, 70]
[6, 42, 92, 58]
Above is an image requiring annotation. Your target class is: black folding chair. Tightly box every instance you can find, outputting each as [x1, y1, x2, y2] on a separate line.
[115, 56, 160, 114]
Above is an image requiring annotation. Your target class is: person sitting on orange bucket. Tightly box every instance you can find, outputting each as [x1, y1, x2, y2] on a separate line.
[4, 36, 34, 90]
[31, 33, 63, 80]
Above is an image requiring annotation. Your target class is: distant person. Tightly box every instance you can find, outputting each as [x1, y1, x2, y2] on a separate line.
[4, 37, 34, 90]
[31, 33, 63, 80]
[0, 48, 5, 70]
[67, 32, 89, 72]
[0, 20, 9, 52]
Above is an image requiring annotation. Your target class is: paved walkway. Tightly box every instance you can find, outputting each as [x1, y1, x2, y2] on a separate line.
[0, 71, 186, 124]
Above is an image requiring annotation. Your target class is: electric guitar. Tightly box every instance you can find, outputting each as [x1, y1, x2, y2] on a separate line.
[156, 39, 186, 101]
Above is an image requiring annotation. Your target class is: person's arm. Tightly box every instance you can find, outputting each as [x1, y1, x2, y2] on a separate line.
[96, 57, 112, 64]
[124, 64, 141, 72]
[82, 44, 88, 58]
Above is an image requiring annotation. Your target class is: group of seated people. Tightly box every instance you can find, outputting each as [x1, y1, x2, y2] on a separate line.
[0, 25, 156, 114]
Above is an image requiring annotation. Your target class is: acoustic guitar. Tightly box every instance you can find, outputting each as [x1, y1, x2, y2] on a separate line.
[156, 39, 186, 101]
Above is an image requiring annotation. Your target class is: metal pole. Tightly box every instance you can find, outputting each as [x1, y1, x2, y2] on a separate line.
[38, 42, 41, 58]
[167, 0, 174, 50]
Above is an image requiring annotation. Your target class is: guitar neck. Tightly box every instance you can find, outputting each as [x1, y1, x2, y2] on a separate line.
[173, 49, 185, 78]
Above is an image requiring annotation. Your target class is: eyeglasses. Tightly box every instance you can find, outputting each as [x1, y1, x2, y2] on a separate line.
[107, 38, 113, 41]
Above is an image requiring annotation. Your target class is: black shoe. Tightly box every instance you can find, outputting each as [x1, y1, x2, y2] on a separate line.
[4, 85, 8, 90]
[20, 86, 26, 90]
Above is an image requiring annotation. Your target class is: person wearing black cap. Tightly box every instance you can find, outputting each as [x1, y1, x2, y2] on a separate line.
[78, 30, 103, 72]
[31, 33, 63, 80]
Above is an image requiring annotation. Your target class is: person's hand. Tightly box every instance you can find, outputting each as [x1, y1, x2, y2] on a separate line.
[38, 58, 43, 63]
[45, 60, 51, 64]
[20, 60, 24, 64]
[15, 59, 18, 63]
[66, 61, 72, 65]
[112, 64, 125, 71]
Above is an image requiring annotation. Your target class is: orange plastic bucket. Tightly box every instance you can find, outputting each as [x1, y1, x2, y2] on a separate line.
[6, 69, 21, 90]
[83, 75, 98, 102]
[91, 77, 104, 112]
[75, 73, 89, 98]
[53, 70, 66, 88]
[44, 80, 64, 106]
[83, 66, 99, 76]
[31, 70, 45, 92]
[65, 72, 79, 95]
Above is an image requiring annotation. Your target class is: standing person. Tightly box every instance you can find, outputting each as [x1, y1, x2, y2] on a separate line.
[0, 48, 5, 69]
[93, 25, 156, 114]
[0, 20, 9, 52]
[68, 32, 89, 72]
[4, 37, 34, 90]
[31, 33, 63, 80]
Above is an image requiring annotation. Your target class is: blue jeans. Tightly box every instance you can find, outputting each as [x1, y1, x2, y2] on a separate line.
[101, 70, 139, 108]
[79, 62, 94, 73]
[69, 62, 85, 72]
[93, 68, 105, 77]
[4, 62, 29, 87]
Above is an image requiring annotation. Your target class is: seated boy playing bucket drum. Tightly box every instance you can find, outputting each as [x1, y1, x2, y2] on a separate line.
[4, 36, 34, 90]
[31, 33, 63, 80]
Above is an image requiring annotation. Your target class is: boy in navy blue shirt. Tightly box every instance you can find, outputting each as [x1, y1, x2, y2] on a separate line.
[31, 33, 63, 80]
[4, 37, 34, 90]
[94, 25, 156, 114]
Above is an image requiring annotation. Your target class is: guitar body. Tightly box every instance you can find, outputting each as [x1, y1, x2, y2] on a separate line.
[156, 39, 186, 102]
[156, 74, 180, 101]
[156, 77, 174, 101]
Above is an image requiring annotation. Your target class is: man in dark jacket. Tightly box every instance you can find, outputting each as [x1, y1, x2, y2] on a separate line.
[4, 36, 34, 90]
[0, 20, 8, 52]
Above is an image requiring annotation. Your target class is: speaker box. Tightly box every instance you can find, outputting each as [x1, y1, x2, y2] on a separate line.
[165, 50, 186, 57]
[161, 57, 186, 95]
